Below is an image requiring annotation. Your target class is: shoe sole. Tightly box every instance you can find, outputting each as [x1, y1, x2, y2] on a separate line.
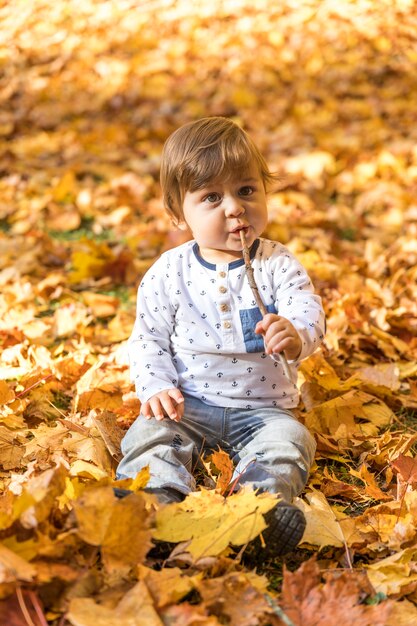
[255, 503, 306, 559]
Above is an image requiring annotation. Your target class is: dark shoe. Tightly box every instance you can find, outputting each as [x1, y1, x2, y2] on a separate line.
[250, 501, 306, 562]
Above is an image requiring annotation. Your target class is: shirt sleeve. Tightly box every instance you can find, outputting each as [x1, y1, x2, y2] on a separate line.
[128, 256, 179, 404]
[272, 249, 325, 363]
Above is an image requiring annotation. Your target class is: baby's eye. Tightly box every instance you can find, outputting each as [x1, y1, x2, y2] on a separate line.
[203, 192, 221, 203]
[239, 186, 254, 196]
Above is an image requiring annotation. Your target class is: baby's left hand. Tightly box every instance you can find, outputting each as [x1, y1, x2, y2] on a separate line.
[255, 314, 302, 361]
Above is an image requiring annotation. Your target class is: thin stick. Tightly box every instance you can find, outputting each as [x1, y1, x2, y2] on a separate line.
[16, 587, 37, 626]
[240, 230, 294, 384]
[28, 590, 49, 626]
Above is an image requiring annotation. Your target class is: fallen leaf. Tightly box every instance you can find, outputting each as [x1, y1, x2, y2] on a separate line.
[304, 390, 394, 440]
[280, 556, 393, 626]
[0, 590, 42, 626]
[366, 548, 417, 596]
[160, 604, 221, 625]
[295, 489, 346, 548]
[0, 544, 36, 583]
[207, 449, 234, 495]
[0, 381, 15, 404]
[73, 486, 153, 573]
[385, 599, 417, 626]
[197, 572, 272, 626]
[137, 565, 201, 608]
[349, 464, 391, 501]
[67, 580, 163, 626]
[154, 488, 277, 558]
[391, 454, 417, 488]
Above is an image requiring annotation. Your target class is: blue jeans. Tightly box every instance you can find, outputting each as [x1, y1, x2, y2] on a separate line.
[116, 394, 316, 502]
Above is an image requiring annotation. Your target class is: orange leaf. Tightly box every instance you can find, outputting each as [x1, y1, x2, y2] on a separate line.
[210, 449, 234, 496]
[391, 454, 417, 487]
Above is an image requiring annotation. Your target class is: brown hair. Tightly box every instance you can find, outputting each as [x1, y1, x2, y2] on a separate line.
[160, 117, 277, 224]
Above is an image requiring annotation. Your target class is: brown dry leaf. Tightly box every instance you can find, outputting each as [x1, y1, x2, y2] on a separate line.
[391, 454, 417, 488]
[197, 572, 272, 626]
[82, 291, 120, 317]
[0, 425, 25, 470]
[353, 499, 417, 552]
[0, 380, 14, 404]
[280, 557, 393, 626]
[23, 421, 69, 465]
[160, 604, 221, 625]
[304, 390, 394, 440]
[90, 411, 124, 462]
[365, 431, 417, 467]
[385, 599, 417, 626]
[63, 429, 113, 474]
[73, 486, 153, 574]
[320, 467, 363, 501]
[349, 464, 392, 501]
[0, 590, 42, 626]
[67, 580, 163, 626]
[137, 565, 201, 608]
[16, 464, 68, 529]
[207, 449, 234, 495]
[355, 363, 400, 391]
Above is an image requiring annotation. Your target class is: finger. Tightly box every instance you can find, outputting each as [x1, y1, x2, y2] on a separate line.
[263, 324, 291, 346]
[165, 389, 184, 421]
[257, 315, 285, 335]
[265, 330, 294, 354]
[268, 336, 293, 355]
[175, 400, 185, 421]
[160, 395, 180, 421]
[149, 396, 165, 421]
[141, 401, 152, 420]
[167, 388, 184, 405]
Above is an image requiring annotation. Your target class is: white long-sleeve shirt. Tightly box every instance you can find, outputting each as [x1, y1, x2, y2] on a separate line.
[129, 238, 325, 409]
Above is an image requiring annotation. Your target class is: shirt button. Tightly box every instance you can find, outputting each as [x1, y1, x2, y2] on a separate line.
[223, 321, 231, 329]
[220, 304, 229, 312]
[218, 271, 226, 278]
[219, 286, 227, 294]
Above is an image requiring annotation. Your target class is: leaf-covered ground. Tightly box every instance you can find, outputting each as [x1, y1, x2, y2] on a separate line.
[1, 0, 417, 624]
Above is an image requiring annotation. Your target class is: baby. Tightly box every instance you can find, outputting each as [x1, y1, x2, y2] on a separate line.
[117, 117, 325, 559]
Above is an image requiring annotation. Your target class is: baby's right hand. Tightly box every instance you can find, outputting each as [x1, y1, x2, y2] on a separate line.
[141, 388, 184, 422]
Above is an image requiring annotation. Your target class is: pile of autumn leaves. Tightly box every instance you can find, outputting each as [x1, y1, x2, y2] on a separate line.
[1, 347, 417, 625]
[2, 0, 417, 623]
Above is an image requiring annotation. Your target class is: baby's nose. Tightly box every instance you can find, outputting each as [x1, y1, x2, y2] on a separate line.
[224, 197, 245, 217]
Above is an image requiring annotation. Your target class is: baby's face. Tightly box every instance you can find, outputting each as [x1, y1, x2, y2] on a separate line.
[181, 161, 268, 264]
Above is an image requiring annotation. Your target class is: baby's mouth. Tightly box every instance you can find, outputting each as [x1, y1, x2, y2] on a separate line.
[230, 225, 249, 234]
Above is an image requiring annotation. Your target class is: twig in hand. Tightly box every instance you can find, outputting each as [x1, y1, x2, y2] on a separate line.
[240, 230, 294, 384]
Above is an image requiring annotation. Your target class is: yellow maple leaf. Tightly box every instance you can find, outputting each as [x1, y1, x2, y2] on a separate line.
[295, 489, 346, 548]
[154, 488, 277, 558]
[366, 548, 417, 596]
